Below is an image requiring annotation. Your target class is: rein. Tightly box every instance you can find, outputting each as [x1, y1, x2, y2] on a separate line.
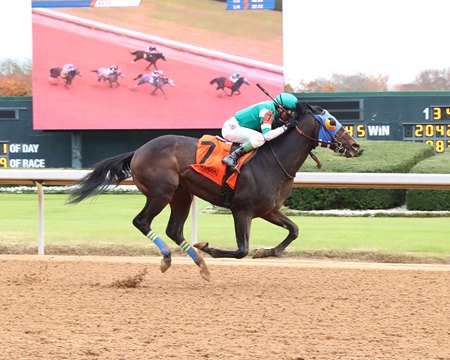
[268, 142, 296, 179]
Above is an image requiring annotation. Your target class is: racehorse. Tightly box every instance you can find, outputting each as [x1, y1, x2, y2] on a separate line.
[49, 67, 82, 87]
[68, 101, 360, 281]
[91, 67, 125, 88]
[133, 73, 175, 96]
[130, 51, 166, 70]
[210, 76, 250, 96]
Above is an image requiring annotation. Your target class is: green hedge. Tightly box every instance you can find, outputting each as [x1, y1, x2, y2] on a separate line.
[285, 140, 435, 210]
[406, 151, 450, 210]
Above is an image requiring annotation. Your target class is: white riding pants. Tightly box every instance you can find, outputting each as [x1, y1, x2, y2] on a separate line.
[221, 117, 266, 148]
[222, 117, 288, 149]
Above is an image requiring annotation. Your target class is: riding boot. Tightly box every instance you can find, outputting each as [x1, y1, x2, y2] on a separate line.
[222, 145, 250, 173]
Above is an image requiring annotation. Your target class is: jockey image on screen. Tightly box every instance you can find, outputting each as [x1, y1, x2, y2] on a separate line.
[150, 69, 164, 85]
[61, 63, 75, 78]
[107, 65, 118, 76]
[224, 72, 241, 88]
[146, 45, 158, 54]
[229, 72, 241, 83]
[221, 92, 299, 172]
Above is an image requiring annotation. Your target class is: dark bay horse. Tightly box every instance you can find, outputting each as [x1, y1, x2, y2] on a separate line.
[133, 73, 175, 96]
[49, 67, 82, 87]
[210, 76, 249, 96]
[68, 103, 360, 280]
[91, 67, 125, 88]
[130, 51, 166, 70]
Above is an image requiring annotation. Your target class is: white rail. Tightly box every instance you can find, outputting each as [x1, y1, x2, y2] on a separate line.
[1, 169, 450, 255]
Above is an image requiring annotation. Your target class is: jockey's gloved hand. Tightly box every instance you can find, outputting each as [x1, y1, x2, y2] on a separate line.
[286, 116, 297, 129]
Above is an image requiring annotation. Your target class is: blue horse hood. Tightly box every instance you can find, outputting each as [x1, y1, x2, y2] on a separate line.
[314, 110, 343, 143]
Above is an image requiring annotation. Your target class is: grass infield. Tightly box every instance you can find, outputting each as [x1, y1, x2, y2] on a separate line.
[1, 194, 449, 263]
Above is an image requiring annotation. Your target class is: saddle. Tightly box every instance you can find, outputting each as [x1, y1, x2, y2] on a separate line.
[189, 135, 254, 206]
[224, 79, 234, 88]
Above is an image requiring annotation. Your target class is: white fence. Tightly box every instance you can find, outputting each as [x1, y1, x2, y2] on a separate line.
[1, 169, 450, 255]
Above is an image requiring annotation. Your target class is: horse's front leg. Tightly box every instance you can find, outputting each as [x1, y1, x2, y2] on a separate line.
[194, 211, 251, 259]
[253, 209, 299, 258]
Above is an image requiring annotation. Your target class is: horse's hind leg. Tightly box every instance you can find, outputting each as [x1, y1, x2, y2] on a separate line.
[132, 196, 174, 273]
[166, 189, 210, 281]
[195, 210, 251, 259]
[253, 209, 299, 258]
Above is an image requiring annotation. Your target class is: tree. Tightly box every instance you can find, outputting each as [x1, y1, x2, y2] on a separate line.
[292, 72, 388, 93]
[0, 58, 32, 96]
[412, 68, 450, 91]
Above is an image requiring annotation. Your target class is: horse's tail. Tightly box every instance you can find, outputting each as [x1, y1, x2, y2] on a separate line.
[67, 151, 135, 204]
[91, 69, 98, 73]
[133, 74, 143, 81]
[130, 51, 137, 55]
[209, 78, 218, 85]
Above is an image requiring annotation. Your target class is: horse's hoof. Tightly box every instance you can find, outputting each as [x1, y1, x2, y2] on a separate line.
[193, 242, 208, 251]
[160, 256, 172, 273]
[198, 258, 211, 282]
[252, 248, 267, 259]
[199, 268, 211, 282]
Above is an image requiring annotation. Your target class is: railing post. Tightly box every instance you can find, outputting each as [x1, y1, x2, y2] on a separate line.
[35, 181, 45, 255]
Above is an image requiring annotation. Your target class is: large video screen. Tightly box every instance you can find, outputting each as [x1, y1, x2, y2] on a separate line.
[31, 3, 283, 130]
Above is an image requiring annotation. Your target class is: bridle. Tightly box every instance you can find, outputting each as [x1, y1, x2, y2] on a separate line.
[268, 106, 351, 177]
[293, 110, 347, 155]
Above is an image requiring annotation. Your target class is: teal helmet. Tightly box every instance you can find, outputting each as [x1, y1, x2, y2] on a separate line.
[275, 93, 298, 110]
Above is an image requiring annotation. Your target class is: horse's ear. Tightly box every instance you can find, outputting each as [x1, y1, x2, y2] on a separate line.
[297, 102, 309, 115]
[301, 103, 324, 115]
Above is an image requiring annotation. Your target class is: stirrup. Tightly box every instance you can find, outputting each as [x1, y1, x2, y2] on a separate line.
[227, 163, 240, 174]
[222, 157, 241, 174]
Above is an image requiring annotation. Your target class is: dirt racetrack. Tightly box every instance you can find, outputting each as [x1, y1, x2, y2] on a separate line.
[0, 255, 449, 360]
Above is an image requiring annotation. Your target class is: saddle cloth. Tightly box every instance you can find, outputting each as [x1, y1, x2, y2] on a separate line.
[189, 135, 252, 190]
[224, 79, 234, 88]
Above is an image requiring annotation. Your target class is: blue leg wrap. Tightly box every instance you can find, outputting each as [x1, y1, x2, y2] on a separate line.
[147, 230, 170, 256]
[180, 240, 201, 265]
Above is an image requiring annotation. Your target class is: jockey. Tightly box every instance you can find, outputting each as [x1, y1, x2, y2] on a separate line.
[221, 92, 299, 172]
[146, 45, 158, 54]
[150, 69, 164, 85]
[61, 64, 75, 78]
[229, 72, 241, 84]
[107, 65, 118, 75]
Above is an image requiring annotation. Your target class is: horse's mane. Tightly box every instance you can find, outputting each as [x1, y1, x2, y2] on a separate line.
[301, 103, 324, 115]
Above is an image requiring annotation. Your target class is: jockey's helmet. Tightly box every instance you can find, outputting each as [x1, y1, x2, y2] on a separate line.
[109, 65, 118, 71]
[275, 93, 298, 110]
[154, 70, 163, 75]
[275, 93, 299, 123]
[234, 73, 241, 78]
